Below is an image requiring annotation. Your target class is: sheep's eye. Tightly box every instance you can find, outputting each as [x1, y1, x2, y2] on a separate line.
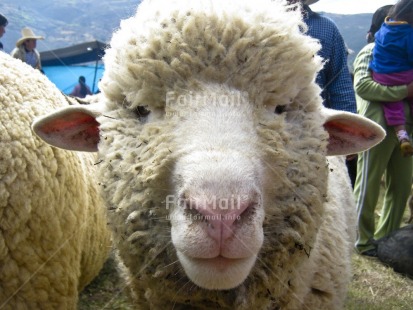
[134, 105, 151, 118]
[274, 105, 287, 114]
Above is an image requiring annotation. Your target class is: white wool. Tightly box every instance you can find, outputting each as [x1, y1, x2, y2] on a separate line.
[0, 53, 111, 309]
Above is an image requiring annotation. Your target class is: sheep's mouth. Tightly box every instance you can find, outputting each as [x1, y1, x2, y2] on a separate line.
[191, 255, 247, 271]
[177, 251, 257, 290]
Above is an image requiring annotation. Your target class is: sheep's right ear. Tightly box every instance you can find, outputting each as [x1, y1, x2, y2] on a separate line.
[321, 108, 386, 156]
[32, 104, 104, 152]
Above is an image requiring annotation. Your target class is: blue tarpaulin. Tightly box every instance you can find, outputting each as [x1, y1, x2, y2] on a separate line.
[40, 40, 107, 95]
[43, 64, 104, 95]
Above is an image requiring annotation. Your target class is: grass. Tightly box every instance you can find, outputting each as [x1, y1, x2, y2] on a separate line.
[345, 253, 413, 310]
[345, 188, 413, 310]
[78, 254, 133, 310]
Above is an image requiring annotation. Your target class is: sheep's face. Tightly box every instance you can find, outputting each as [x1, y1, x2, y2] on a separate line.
[89, 1, 333, 289]
[91, 81, 330, 291]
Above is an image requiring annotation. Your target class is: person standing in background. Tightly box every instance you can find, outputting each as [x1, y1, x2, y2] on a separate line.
[353, 4, 413, 257]
[11, 27, 44, 70]
[286, 0, 358, 186]
[287, 0, 357, 112]
[0, 14, 8, 51]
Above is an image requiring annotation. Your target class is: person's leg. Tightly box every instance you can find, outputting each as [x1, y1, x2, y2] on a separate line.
[375, 138, 413, 240]
[374, 71, 408, 131]
[354, 132, 394, 253]
[382, 101, 406, 127]
[372, 71, 413, 155]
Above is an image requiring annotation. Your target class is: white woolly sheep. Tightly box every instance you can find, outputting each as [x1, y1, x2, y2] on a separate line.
[32, 0, 385, 309]
[0, 53, 111, 309]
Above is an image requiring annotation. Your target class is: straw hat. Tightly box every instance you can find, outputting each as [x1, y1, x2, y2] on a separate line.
[16, 27, 44, 47]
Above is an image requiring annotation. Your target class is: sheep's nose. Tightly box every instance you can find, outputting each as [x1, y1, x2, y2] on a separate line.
[191, 198, 252, 243]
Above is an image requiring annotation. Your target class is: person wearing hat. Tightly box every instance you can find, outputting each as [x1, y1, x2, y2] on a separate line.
[353, 4, 413, 257]
[11, 27, 44, 70]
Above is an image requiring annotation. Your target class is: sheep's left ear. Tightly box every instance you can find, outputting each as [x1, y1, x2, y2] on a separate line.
[322, 108, 386, 156]
[32, 104, 104, 152]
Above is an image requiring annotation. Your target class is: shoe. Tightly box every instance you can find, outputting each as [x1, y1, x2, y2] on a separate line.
[400, 139, 413, 157]
[360, 248, 378, 258]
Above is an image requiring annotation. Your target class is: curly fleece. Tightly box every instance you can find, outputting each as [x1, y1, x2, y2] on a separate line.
[94, 0, 354, 309]
[0, 54, 111, 309]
